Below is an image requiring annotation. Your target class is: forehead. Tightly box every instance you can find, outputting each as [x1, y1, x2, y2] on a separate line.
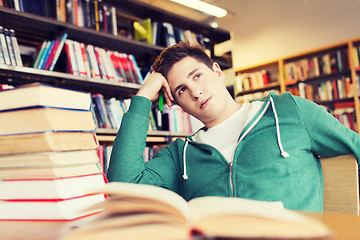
[167, 57, 208, 87]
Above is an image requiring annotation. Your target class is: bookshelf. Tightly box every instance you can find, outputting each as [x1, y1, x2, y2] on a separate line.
[235, 39, 360, 134]
[0, 1, 231, 145]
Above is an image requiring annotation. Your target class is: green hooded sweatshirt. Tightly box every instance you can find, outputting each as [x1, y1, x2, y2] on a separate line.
[107, 91, 360, 212]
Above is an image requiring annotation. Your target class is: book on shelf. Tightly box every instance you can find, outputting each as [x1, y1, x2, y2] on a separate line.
[284, 50, 347, 82]
[332, 101, 357, 131]
[143, 145, 164, 162]
[97, 144, 113, 175]
[235, 70, 272, 94]
[64, 39, 142, 84]
[0, 26, 22, 66]
[162, 22, 177, 47]
[352, 45, 360, 69]
[92, 93, 112, 129]
[134, 18, 152, 45]
[64, 182, 331, 240]
[8, 28, 23, 66]
[0, 82, 92, 111]
[92, 94, 129, 130]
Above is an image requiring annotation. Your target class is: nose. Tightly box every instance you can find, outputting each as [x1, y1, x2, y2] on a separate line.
[189, 83, 203, 101]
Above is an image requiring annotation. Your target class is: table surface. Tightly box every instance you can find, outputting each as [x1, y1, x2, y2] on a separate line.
[0, 212, 359, 240]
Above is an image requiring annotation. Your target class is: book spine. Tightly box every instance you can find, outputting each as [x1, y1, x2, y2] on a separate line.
[110, 6, 117, 36]
[128, 54, 143, 84]
[49, 33, 68, 71]
[80, 42, 92, 77]
[9, 29, 22, 67]
[44, 40, 60, 70]
[38, 40, 55, 69]
[73, 40, 87, 76]
[86, 44, 101, 78]
[0, 27, 12, 65]
[65, 39, 79, 75]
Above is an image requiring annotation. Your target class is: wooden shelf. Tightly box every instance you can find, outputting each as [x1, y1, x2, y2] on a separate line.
[0, 64, 141, 99]
[235, 38, 360, 133]
[96, 128, 192, 143]
[237, 82, 281, 96]
[0, 6, 164, 63]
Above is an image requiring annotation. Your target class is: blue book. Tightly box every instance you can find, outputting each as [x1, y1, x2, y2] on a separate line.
[37, 40, 55, 69]
[49, 33, 68, 71]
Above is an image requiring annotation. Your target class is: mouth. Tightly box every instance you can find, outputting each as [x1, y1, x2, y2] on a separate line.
[200, 97, 212, 109]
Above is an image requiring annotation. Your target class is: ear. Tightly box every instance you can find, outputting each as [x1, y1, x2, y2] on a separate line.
[212, 62, 225, 81]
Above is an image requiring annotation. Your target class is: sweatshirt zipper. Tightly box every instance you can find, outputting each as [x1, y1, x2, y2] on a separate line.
[229, 161, 234, 197]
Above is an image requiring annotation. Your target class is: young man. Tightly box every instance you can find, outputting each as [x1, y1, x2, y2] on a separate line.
[107, 41, 360, 212]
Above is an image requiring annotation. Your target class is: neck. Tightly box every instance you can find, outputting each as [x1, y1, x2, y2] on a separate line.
[204, 98, 241, 129]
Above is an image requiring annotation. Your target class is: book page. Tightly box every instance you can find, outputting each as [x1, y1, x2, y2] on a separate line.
[94, 182, 190, 219]
[64, 213, 189, 240]
[188, 196, 305, 223]
[188, 196, 331, 239]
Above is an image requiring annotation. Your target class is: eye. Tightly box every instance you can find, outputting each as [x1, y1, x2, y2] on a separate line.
[178, 87, 186, 96]
[194, 73, 201, 80]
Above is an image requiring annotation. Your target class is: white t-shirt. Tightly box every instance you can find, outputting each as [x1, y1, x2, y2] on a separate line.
[192, 101, 263, 163]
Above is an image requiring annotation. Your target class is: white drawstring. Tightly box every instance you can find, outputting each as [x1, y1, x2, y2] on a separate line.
[182, 140, 189, 180]
[270, 96, 290, 158]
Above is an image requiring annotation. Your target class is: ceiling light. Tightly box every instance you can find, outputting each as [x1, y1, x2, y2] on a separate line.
[170, 0, 227, 18]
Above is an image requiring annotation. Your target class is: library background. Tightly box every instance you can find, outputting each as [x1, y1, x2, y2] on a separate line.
[0, 0, 359, 221]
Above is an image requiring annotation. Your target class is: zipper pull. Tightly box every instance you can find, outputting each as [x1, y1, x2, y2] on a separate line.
[229, 161, 233, 172]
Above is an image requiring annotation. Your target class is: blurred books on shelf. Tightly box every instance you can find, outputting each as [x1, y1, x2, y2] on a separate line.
[0, 83, 106, 220]
[284, 49, 348, 82]
[62, 39, 144, 84]
[0, 26, 22, 66]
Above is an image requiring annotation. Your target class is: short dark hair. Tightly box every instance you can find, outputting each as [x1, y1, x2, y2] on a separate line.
[152, 41, 213, 79]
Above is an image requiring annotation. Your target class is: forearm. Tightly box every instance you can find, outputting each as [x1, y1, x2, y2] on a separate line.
[107, 96, 152, 182]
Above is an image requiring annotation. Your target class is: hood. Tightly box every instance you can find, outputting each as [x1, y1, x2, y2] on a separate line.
[182, 91, 289, 180]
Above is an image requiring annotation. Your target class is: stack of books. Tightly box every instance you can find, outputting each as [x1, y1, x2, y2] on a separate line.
[0, 82, 107, 220]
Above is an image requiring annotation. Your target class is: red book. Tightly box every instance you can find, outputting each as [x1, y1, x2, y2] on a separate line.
[0, 173, 107, 200]
[347, 112, 355, 131]
[94, 47, 107, 80]
[44, 40, 60, 70]
[332, 79, 338, 100]
[334, 101, 355, 109]
[119, 53, 136, 83]
[0, 193, 105, 220]
[97, 145, 105, 171]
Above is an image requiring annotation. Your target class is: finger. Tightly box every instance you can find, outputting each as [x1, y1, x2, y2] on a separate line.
[162, 80, 174, 102]
[163, 90, 174, 107]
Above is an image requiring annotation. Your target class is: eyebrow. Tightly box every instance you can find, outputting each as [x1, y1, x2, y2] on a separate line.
[173, 68, 200, 94]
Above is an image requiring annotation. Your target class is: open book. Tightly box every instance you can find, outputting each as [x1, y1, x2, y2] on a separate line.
[64, 182, 331, 240]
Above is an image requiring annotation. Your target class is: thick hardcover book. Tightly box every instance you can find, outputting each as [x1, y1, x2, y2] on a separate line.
[0, 82, 92, 111]
[0, 173, 106, 200]
[0, 149, 100, 168]
[0, 131, 99, 155]
[0, 107, 96, 136]
[0, 193, 105, 220]
[0, 162, 102, 180]
[64, 182, 332, 240]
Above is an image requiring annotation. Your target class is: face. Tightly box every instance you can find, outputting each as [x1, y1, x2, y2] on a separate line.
[167, 56, 236, 128]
